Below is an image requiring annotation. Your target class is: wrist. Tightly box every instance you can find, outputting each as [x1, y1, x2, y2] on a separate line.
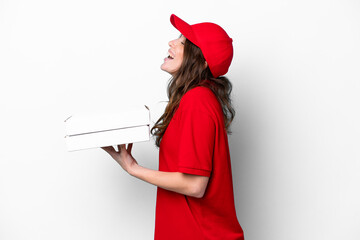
[128, 163, 141, 177]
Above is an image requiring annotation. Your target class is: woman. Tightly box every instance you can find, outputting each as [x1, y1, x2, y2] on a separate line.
[102, 14, 245, 240]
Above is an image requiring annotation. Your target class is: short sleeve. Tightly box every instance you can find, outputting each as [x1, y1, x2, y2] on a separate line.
[177, 108, 215, 177]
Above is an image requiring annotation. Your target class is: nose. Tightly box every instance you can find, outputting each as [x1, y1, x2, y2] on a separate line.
[168, 39, 177, 47]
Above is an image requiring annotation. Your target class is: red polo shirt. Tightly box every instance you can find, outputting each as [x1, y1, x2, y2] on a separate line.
[154, 86, 244, 240]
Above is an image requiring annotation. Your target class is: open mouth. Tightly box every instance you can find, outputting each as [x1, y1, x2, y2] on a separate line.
[167, 51, 175, 60]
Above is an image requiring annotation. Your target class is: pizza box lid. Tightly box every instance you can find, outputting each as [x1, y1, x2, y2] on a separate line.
[64, 105, 150, 136]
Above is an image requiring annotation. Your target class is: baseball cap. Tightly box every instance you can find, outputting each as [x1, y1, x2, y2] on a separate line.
[170, 14, 233, 78]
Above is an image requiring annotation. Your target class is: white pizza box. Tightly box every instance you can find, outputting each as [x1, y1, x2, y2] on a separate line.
[64, 105, 150, 152]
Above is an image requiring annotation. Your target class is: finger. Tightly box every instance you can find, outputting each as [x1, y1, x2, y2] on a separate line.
[127, 143, 133, 153]
[101, 146, 117, 158]
[101, 146, 115, 153]
[117, 144, 126, 152]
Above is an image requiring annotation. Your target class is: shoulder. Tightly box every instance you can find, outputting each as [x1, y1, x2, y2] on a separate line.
[178, 86, 222, 117]
[181, 86, 218, 106]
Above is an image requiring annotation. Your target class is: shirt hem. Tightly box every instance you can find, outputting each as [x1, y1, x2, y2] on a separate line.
[178, 166, 211, 177]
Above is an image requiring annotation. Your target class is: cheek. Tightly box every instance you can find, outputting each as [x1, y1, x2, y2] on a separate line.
[176, 54, 184, 66]
[176, 57, 183, 66]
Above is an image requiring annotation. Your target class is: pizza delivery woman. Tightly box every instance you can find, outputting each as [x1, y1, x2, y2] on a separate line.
[102, 14, 245, 240]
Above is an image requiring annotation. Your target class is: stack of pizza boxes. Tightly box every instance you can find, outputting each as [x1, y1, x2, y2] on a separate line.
[64, 105, 150, 152]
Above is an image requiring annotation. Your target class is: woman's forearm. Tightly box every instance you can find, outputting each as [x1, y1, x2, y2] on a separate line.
[101, 144, 209, 198]
[129, 164, 208, 198]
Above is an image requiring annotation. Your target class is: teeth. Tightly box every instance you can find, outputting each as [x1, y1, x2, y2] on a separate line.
[168, 52, 175, 59]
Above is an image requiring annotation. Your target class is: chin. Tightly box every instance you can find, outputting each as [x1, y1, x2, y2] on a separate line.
[160, 65, 172, 75]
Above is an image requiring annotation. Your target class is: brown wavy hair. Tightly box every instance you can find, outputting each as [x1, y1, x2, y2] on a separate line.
[151, 37, 235, 148]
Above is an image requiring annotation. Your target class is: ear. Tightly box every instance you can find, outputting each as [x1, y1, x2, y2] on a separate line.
[204, 61, 208, 69]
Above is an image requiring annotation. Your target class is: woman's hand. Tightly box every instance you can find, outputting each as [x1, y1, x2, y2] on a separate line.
[101, 143, 138, 174]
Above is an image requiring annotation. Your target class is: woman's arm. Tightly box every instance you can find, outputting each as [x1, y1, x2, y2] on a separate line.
[130, 165, 209, 198]
[101, 144, 209, 198]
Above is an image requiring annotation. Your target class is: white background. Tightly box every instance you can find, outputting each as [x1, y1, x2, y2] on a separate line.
[1, 0, 359, 239]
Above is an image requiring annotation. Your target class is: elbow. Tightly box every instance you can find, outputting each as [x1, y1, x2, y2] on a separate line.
[192, 191, 205, 199]
[180, 173, 209, 198]
[188, 185, 206, 198]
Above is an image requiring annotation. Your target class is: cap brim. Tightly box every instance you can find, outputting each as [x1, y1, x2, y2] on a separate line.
[170, 14, 199, 46]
